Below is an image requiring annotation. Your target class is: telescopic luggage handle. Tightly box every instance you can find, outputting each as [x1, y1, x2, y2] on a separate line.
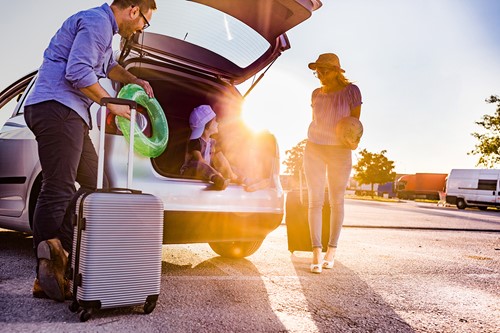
[97, 97, 138, 190]
[101, 97, 137, 109]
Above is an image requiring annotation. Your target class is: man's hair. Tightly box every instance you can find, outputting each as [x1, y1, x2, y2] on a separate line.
[112, 0, 157, 11]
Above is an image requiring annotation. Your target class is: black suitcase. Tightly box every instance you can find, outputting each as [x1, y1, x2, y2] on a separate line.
[69, 98, 164, 322]
[285, 189, 330, 252]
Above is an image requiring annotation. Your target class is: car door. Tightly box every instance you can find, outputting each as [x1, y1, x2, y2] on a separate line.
[0, 72, 39, 219]
[474, 170, 499, 205]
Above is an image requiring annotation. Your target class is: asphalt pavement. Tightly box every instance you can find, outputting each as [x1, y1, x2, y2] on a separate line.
[0, 199, 498, 332]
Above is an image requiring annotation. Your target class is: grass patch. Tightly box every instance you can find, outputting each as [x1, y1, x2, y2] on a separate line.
[414, 199, 440, 204]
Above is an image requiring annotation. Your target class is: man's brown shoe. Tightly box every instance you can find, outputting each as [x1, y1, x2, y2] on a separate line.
[33, 278, 72, 300]
[37, 238, 68, 302]
[32, 278, 46, 299]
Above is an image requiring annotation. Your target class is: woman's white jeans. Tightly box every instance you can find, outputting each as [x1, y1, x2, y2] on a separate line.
[303, 141, 352, 249]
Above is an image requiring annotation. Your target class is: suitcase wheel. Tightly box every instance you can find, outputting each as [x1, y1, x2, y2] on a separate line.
[144, 300, 157, 314]
[69, 301, 80, 313]
[79, 308, 93, 322]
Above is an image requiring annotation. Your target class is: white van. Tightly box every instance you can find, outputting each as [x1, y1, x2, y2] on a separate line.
[445, 169, 500, 210]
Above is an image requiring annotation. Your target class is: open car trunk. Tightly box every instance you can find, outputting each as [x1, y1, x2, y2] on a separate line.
[127, 66, 278, 184]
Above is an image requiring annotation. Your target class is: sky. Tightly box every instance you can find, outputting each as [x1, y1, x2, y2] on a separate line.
[1, 0, 500, 175]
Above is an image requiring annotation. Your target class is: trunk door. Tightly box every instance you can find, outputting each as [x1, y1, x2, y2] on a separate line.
[122, 0, 321, 84]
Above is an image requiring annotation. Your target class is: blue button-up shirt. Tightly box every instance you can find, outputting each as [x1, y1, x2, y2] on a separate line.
[26, 3, 119, 127]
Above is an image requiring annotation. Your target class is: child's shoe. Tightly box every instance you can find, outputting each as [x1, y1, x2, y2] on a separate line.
[211, 175, 229, 190]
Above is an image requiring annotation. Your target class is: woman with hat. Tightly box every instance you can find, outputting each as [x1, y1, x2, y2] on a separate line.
[305, 53, 362, 273]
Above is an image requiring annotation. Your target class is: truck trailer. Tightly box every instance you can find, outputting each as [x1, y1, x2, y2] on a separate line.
[396, 173, 447, 200]
[445, 169, 500, 210]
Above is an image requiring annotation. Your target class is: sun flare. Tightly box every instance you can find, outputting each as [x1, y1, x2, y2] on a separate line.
[240, 69, 313, 173]
[241, 97, 270, 133]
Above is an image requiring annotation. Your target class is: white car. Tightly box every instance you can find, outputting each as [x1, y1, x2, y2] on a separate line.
[0, 0, 322, 257]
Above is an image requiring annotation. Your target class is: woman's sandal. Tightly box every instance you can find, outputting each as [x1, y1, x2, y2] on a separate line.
[322, 259, 334, 269]
[310, 263, 322, 274]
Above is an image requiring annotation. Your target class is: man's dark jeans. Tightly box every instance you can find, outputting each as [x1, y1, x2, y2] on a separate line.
[24, 100, 105, 254]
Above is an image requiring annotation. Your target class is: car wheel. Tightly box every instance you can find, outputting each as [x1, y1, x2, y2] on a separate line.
[28, 174, 43, 231]
[456, 199, 467, 210]
[209, 240, 263, 258]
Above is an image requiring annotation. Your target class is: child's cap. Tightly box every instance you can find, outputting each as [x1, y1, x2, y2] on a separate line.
[189, 105, 216, 139]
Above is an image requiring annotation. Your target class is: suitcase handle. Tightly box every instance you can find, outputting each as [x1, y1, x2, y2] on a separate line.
[101, 97, 137, 108]
[96, 187, 142, 194]
[97, 97, 137, 190]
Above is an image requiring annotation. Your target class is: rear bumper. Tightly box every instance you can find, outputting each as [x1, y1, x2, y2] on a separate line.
[162, 211, 283, 244]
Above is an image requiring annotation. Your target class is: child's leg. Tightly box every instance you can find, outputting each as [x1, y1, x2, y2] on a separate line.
[198, 161, 229, 190]
[212, 152, 238, 181]
[181, 160, 219, 181]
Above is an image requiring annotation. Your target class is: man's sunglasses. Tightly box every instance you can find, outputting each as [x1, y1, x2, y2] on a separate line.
[134, 6, 150, 30]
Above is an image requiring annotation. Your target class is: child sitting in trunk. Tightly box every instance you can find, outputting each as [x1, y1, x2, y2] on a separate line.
[180, 105, 246, 190]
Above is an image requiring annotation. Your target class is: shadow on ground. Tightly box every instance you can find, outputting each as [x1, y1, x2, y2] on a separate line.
[291, 253, 415, 333]
[158, 254, 288, 332]
[0, 232, 286, 332]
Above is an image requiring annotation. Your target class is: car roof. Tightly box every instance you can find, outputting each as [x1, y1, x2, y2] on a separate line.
[124, 0, 322, 84]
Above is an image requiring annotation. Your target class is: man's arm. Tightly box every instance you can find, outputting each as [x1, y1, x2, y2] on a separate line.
[79, 64, 155, 119]
[65, 16, 153, 118]
[80, 82, 132, 119]
[108, 65, 154, 98]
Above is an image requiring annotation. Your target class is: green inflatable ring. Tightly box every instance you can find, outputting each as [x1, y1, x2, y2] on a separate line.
[116, 84, 168, 158]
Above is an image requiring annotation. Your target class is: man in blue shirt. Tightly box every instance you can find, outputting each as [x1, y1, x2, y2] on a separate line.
[24, 0, 157, 302]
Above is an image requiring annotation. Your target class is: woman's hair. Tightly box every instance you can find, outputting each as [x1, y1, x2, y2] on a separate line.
[112, 0, 157, 11]
[335, 71, 352, 87]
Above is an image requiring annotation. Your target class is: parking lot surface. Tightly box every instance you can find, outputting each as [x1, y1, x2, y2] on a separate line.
[0, 199, 499, 332]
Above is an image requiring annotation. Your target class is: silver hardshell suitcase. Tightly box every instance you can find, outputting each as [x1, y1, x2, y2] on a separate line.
[69, 98, 164, 322]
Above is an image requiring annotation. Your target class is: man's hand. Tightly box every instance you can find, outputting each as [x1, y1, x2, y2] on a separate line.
[107, 103, 132, 120]
[132, 78, 154, 98]
[108, 65, 155, 98]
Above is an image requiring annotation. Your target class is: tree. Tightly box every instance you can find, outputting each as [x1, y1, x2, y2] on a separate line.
[469, 95, 500, 168]
[353, 149, 396, 194]
[282, 139, 307, 179]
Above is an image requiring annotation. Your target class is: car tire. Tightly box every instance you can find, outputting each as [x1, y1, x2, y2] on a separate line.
[28, 174, 43, 231]
[209, 240, 263, 258]
[456, 199, 467, 210]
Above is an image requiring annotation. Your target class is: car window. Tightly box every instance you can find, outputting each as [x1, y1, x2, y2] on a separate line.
[0, 74, 36, 129]
[477, 179, 497, 191]
[0, 89, 26, 128]
[147, 0, 270, 68]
